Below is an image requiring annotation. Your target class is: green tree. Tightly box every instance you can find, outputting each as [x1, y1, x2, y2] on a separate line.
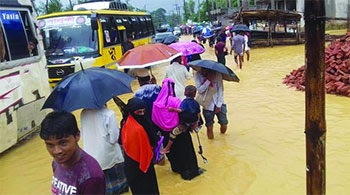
[150, 8, 167, 28]
[166, 13, 181, 27]
[37, 0, 62, 15]
[198, 0, 212, 22]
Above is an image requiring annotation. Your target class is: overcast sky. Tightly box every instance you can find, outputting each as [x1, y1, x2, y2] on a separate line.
[36, 0, 202, 14]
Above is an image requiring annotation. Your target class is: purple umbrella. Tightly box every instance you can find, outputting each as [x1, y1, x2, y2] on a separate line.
[169, 41, 205, 56]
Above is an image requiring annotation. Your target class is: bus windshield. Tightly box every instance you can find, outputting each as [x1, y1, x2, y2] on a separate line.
[38, 15, 98, 59]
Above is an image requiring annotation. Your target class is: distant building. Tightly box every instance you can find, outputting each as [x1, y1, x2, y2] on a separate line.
[210, 0, 348, 26]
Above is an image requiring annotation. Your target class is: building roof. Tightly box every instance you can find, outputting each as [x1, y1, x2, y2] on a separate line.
[232, 10, 302, 21]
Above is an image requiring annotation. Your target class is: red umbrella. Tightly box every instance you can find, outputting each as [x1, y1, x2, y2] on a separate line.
[117, 43, 182, 69]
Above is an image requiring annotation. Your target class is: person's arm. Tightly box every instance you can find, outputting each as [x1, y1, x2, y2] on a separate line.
[194, 72, 210, 94]
[78, 177, 105, 194]
[105, 112, 119, 144]
[160, 140, 173, 154]
[168, 107, 182, 113]
[160, 127, 182, 154]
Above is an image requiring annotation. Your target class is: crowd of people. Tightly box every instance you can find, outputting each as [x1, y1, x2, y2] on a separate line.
[39, 39, 233, 194]
[194, 24, 251, 69]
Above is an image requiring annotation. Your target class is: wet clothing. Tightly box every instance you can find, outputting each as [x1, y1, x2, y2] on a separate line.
[134, 84, 161, 116]
[215, 42, 226, 65]
[167, 128, 200, 180]
[244, 35, 250, 51]
[215, 42, 226, 56]
[232, 34, 245, 54]
[165, 62, 192, 100]
[104, 162, 129, 194]
[179, 97, 200, 123]
[203, 104, 228, 127]
[81, 108, 128, 194]
[219, 32, 227, 42]
[194, 72, 224, 112]
[51, 149, 105, 195]
[167, 97, 201, 180]
[121, 98, 159, 194]
[81, 108, 124, 170]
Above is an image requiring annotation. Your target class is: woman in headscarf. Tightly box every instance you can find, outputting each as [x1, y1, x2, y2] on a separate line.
[121, 98, 159, 195]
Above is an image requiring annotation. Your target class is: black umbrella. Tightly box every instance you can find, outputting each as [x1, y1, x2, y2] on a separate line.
[189, 60, 240, 82]
[230, 24, 250, 33]
[163, 35, 179, 45]
[42, 67, 135, 112]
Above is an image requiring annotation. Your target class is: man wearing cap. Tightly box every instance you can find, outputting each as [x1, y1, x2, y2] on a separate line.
[134, 68, 161, 116]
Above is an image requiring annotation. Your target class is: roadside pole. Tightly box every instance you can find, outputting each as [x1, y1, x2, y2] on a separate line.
[304, 0, 326, 194]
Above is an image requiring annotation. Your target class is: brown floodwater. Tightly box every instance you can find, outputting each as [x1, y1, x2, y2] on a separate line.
[1, 35, 350, 195]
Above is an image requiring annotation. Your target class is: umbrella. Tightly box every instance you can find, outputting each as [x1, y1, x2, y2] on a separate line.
[169, 41, 205, 56]
[188, 60, 240, 82]
[210, 26, 224, 32]
[231, 24, 250, 32]
[42, 67, 135, 112]
[117, 43, 182, 69]
[162, 35, 179, 45]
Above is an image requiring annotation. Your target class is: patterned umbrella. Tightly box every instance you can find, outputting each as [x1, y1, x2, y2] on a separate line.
[169, 41, 205, 56]
[117, 43, 182, 69]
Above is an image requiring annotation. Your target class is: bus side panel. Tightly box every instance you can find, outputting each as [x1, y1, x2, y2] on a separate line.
[133, 35, 153, 47]
[94, 45, 123, 69]
[0, 59, 50, 152]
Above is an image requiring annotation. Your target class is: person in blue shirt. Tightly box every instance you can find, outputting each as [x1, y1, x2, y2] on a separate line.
[161, 85, 204, 180]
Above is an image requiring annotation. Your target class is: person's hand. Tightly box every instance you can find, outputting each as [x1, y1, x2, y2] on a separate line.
[192, 122, 198, 130]
[160, 148, 169, 154]
[215, 107, 221, 114]
[150, 75, 157, 84]
[168, 107, 174, 111]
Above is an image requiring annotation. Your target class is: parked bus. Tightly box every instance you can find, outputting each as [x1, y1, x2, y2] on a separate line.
[0, 0, 51, 153]
[37, 1, 155, 87]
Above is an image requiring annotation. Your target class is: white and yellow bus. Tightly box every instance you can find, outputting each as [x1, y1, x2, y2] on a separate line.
[37, 1, 155, 87]
[0, 0, 51, 152]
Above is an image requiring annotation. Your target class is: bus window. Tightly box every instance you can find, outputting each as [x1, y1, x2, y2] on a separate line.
[130, 16, 141, 39]
[39, 15, 98, 59]
[139, 16, 148, 37]
[123, 17, 135, 39]
[0, 20, 10, 62]
[146, 16, 155, 36]
[0, 10, 30, 60]
[20, 11, 38, 56]
[101, 16, 120, 47]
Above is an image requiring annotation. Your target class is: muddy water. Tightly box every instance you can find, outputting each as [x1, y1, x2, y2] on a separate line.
[1, 35, 350, 195]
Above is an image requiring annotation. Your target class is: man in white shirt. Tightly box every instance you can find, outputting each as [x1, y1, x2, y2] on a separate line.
[81, 106, 128, 194]
[165, 56, 192, 100]
[194, 69, 228, 139]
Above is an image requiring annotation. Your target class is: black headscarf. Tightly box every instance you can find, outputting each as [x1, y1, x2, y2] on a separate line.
[124, 98, 158, 147]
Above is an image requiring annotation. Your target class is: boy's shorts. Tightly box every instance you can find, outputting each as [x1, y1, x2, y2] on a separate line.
[234, 52, 244, 57]
[202, 104, 228, 127]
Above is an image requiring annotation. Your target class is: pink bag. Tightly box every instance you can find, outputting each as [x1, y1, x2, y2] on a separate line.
[152, 78, 181, 131]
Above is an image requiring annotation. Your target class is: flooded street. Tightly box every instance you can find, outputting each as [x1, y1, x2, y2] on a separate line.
[1, 35, 350, 194]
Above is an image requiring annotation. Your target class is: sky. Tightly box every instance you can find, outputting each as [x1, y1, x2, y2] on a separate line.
[36, 0, 203, 15]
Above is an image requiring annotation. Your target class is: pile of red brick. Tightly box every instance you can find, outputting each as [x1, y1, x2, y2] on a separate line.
[283, 33, 350, 97]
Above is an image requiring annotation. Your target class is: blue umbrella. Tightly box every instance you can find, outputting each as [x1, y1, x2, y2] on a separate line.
[188, 60, 240, 82]
[42, 67, 135, 112]
[231, 24, 250, 32]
